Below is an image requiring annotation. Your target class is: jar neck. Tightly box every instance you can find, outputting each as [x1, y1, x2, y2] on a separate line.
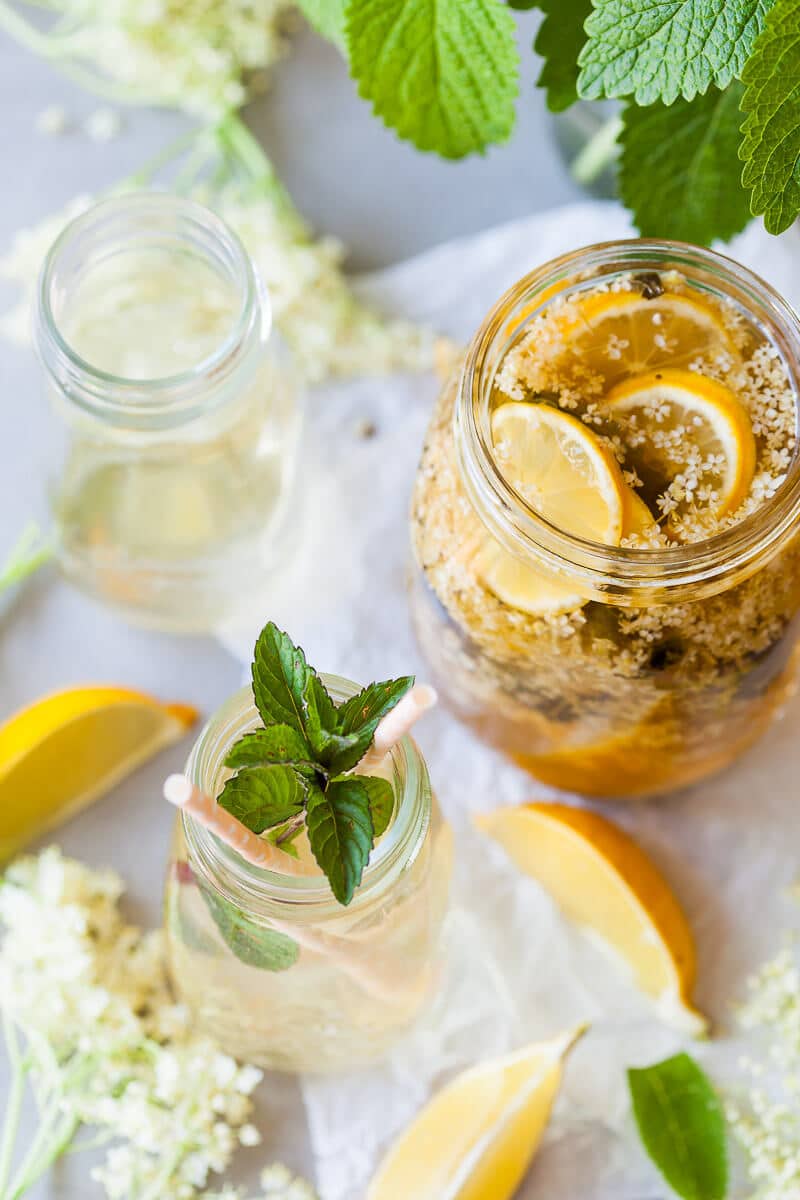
[455, 238, 800, 606]
[182, 679, 432, 921]
[35, 193, 270, 432]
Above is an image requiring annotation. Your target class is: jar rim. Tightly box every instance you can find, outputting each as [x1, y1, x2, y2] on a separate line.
[182, 678, 432, 920]
[456, 238, 800, 604]
[35, 192, 271, 429]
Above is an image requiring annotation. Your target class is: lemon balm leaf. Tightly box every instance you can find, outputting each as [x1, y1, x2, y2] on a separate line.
[578, 0, 773, 105]
[628, 1053, 728, 1200]
[344, 0, 520, 159]
[620, 85, 752, 244]
[740, 0, 800, 234]
[534, 0, 592, 112]
[295, 0, 347, 48]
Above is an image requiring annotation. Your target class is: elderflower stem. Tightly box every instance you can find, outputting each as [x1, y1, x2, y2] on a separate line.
[571, 114, 624, 187]
[0, 524, 52, 596]
[0, 1013, 28, 1198]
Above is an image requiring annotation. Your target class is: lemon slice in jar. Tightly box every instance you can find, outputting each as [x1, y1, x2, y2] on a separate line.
[604, 368, 756, 525]
[562, 288, 737, 383]
[474, 403, 626, 615]
[476, 803, 707, 1036]
[366, 1026, 587, 1200]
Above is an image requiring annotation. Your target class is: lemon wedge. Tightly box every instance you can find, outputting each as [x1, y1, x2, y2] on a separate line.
[563, 289, 736, 383]
[604, 367, 756, 522]
[0, 687, 198, 862]
[366, 1026, 587, 1200]
[476, 803, 707, 1036]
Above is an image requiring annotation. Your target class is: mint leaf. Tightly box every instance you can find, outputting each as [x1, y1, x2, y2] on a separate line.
[251, 622, 311, 737]
[345, 0, 520, 159]
[534, 0, 591, 112]
[628, 1053, 728, 1200]
[578, 0, 772, 105]
[199, 883, 299, 971]
[741, 0, 800, 234]
[359, 775, 395, 837]
[302, 671, 339, 759]
[620, 85, 752, 244]
[225, 725, 316, 775]
[218, 764, 306, 833]
[337, 676, 415, 736]
[306, 779, 374, 905]
[295, 0, 346, 47]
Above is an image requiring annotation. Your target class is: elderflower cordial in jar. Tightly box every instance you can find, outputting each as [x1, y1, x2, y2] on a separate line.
[164, 642, 451, 1072]
[411, 241, 800, 799]
[35, 193, 300, 632]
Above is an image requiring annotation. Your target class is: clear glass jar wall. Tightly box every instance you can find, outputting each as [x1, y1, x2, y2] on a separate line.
[410, 241, 800, 799]
[163, 679, 452, 1072]
[35, 194, 301, 632]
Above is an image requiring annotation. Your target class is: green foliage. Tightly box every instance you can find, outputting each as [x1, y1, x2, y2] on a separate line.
[578, 0, 772, 104]
[534, 0, 591, 112]
[628, 1053, 728, 1200]
[345, 0, 520, 158]
[620, 84, 752, 243]
[741, 0, 800, 233]
[295, 0, 347, 48]
[199, 882, 300, 971]
[223, 622, 414, 906]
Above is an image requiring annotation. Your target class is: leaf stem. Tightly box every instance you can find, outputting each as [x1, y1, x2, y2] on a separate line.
[0, 524, 52, 595]
[0, 1013, 28, 1198]
[571, 114, 623, 187]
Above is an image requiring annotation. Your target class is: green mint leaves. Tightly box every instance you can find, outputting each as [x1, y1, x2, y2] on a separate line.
[219, 621, 415, 906]
[741, 0, 800, 233]
[628, 1053, 729, 1200]
[619, 84, 752, 244]
[345, 0, 520, 158]
[578, 0, 771, 105]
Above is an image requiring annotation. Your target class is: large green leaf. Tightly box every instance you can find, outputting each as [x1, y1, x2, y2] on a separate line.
[218, 764, 306, 834]
[305, 778, 374, 905]
[251, 622, 312, 737]
[345, 0, 520, 158]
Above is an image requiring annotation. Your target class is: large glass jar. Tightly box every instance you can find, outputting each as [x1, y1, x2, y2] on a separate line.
[35, 193, 300, 632]
[411, 241, 800, 799]
[164, 678, 452, 1072]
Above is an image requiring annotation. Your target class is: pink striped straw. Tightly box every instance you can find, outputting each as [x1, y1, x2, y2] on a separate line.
[357, 684, 437, 773]
[164, 774, 312, 876]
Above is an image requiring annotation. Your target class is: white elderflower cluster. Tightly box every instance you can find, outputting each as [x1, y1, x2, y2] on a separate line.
[0, 184, 432, 384]
[727, 909, 800, 1200]
[11, 0, 295, 117]
[0, 847, 315, 1200]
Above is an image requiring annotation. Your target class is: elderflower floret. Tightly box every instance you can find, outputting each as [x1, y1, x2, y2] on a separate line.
[0, 847, 314, 1200]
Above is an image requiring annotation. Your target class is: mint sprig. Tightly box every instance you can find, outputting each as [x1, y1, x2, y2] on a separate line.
[628, 1053, 729, 1200]
[219, 621, 415, 906]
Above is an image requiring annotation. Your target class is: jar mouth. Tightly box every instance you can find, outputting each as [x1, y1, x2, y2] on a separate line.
[36, 193, 271, 429]
[182, 678, 432, 918]
[457, 238, 800, 603]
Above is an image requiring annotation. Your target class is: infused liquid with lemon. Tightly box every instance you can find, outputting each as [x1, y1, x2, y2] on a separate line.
[411, 246, 800, 797]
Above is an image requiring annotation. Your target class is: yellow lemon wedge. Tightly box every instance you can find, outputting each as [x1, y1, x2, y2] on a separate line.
[562, 288, 737, 383]
[0, 687, 198, 862]
[604, 368, 756, 524]
[366, 1025, 587, 1200]
[492, 402, 626, 544]
[476, 803, 707, 1036]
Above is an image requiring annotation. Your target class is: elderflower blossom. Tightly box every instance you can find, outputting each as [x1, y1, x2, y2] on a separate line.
[10, 0, 295, 118]
[726, 900, 800, 1200]
[0, 185, 433, 383]
[0, 847, 314, 1200]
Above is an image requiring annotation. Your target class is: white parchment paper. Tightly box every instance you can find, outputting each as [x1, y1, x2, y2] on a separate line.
[219, 202, 800, 1200]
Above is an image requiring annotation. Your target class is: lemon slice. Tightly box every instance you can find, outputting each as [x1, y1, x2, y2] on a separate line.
[475, 473, 644, 617]
[477, 803, 707, 1036]
[0, 687, 198, 862]
[366, 1026, 587, 1200]
[604, 368, 756, 521]
[563, 289, 736, 383]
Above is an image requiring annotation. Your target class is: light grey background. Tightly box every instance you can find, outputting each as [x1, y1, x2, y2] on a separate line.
[0, 12, 581, 1196]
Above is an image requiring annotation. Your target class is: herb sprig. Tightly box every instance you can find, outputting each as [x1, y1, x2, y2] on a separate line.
[219, 622, 414, 906]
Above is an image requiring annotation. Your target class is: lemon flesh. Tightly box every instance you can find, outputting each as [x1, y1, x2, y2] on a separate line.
[0, 687, 197, 862]
[366, 1027, 586, 1200]
[477, 803, 707, 1036]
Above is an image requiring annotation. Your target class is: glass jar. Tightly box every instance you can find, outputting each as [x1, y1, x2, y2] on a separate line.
[35, 193, 301, 632]
[410, 241, 800, 799]
[163, 678, 452, 1072]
